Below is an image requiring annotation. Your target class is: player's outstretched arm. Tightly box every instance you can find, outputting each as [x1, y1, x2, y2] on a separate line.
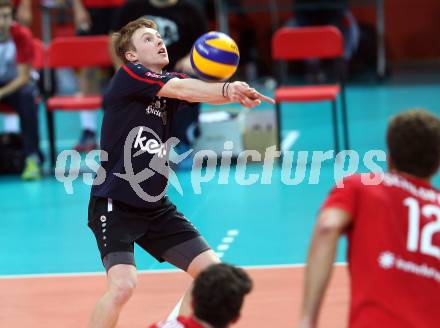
[157, 78, 274, 108]
[298, 208, 351, 328]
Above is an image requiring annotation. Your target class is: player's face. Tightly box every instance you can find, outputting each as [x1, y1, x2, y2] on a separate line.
[128, 27, 169, 71]
[0, 6, 13, 40]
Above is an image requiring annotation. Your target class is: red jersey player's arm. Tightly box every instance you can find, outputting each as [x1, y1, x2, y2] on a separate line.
[157, 78, 274, 108]
[0, 63, 32, 100]
[15, 0, 32, 27]
[298, 208, 351, 328]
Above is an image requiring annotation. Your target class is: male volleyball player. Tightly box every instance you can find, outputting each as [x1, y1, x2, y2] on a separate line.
[298, 109, 440, 328]
[149, 263, 253, 328]
[88, 18, 273, 328]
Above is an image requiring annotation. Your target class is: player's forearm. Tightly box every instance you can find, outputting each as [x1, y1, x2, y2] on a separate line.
[16, 0, 29, 7]
[72, 0, 85, 10]
[159, 78, 228, 104]
[300, 229, 340, 327]
[0, 76, 30, 100]
[15, 0, 32, 26]
[18, 0, 31, 10]
[159, 78, 273, 108]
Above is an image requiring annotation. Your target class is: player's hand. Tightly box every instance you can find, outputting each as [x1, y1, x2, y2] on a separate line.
[227, 81, 275, 108]
[73, 4, 91, 32]
[174, 56, 194, 75]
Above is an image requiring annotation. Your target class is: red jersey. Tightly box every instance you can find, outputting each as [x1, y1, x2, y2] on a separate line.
[322, 173, 440, 328]
[149, 316, 204, 328]
[10, 22, 34, 64]
[0, 22, 34, 83]
[82, 0, 125, 8]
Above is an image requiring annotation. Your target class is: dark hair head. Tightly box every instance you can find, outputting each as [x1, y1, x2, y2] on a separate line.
[0, 0, 12, 9]
[192, 263, 253, 328]
[387, 109, 440, 178]
[113, 18, 157, 65]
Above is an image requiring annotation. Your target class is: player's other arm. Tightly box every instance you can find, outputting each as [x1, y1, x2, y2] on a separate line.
[15, 0, 32, 27]
[0, 64, 32, 100]
[157, 78, 274, 108]
[72, 0, 91, 32]
[298, 208, 351, 328]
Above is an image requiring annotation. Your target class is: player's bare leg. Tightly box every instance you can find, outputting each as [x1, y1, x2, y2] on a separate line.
[88, 264, 138, 328]
[177, 250, 221, 316]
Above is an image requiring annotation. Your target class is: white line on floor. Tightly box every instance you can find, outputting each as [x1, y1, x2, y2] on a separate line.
[281, 130, 300, 152]
[0, 263, 348, 280]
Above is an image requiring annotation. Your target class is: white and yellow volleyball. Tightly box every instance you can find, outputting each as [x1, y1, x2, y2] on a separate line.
[190, 31, 240, 81]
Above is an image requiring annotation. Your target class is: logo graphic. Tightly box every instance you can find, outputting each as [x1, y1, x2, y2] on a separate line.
[145, 71, 162, 79]
[114, 126, 192, 202]
[133, 127, 168, 158]
[145, 97, 167, 125]
[378, 251, 395, 269]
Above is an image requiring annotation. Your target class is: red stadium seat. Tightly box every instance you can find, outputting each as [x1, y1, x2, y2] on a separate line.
[272, 26, 349, 153]
[47, 95, 102, 110]
[45, 35, 112, 168]
[0, 105, 15, 114]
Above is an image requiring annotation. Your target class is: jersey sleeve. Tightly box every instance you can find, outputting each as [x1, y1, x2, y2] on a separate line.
[321, 174, 361, 217]
[165, 71, 192, 109]
[10, 23, 34, 65]
[121, 63, 176, 99]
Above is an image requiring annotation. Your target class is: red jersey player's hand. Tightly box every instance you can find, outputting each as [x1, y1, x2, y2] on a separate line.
[227, 81, 275, 108]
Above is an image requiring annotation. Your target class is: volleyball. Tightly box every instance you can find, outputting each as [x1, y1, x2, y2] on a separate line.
[190, 31, 240, 81]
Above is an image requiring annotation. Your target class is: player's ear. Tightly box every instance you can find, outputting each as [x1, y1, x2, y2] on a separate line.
[125, 49, 137, 63]
[387, 155, 394, 171]
[231, 314, 240, 324]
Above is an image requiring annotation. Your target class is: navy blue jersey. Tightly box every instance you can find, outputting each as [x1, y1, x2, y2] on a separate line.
[92, 62, 187, 209]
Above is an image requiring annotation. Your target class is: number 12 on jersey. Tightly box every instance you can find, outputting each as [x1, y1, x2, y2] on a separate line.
[404, 197, 440, 259]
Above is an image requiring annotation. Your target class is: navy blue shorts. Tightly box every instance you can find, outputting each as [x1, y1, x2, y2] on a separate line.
[88, 196, 210, 271]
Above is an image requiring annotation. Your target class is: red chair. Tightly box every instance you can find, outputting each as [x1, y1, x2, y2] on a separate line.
[45, 35, 112, 168]
[272, 26, 349, 153]
[0, 38, 46, 114]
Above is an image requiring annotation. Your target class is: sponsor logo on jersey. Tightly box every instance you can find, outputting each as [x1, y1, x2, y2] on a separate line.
[134, 127, 167, 158]
[145, 97, 167, 125]
[145, 71, 162, 79]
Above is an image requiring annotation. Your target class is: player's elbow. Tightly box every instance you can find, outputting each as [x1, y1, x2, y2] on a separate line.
[314, 220, 342, 237]
[314, 208, 350, 237]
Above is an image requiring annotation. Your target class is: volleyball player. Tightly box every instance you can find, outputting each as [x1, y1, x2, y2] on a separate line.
[87, 18, 273, 328]
[298, 109, 440, 328]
